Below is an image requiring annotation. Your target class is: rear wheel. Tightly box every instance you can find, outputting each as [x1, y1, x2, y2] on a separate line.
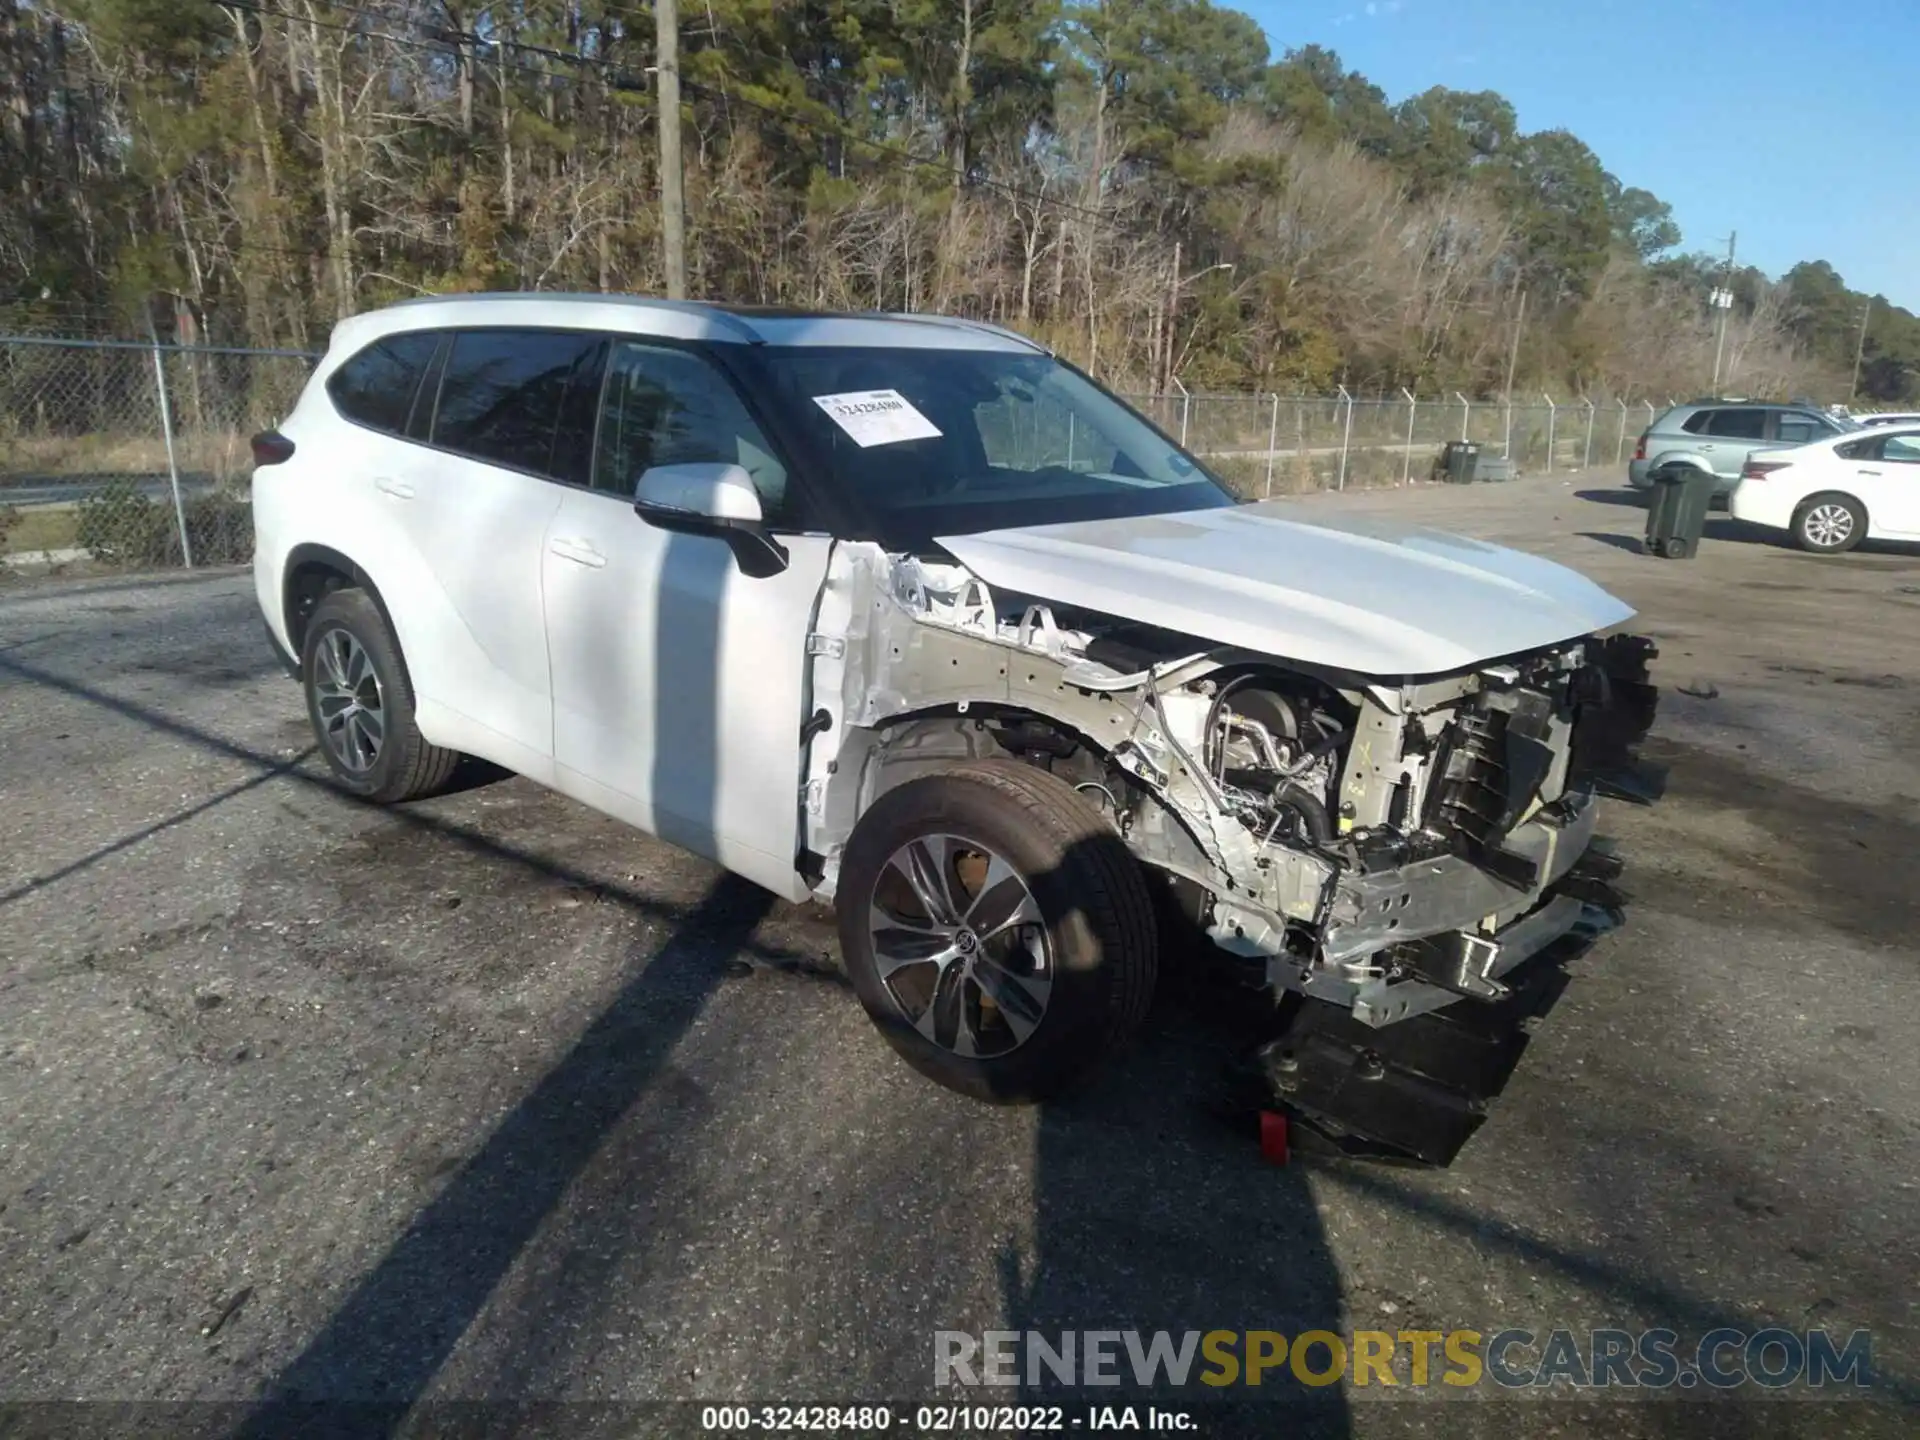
[1792, 493, 1866, 554]
[301, 587, 461, 802]
[836, 759, 1158, 1103]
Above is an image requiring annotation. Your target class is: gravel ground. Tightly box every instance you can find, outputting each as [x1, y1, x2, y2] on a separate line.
[0, 470, 1915, 1438]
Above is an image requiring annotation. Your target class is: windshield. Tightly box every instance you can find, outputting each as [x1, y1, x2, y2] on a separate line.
[734, 345, 1235, 551]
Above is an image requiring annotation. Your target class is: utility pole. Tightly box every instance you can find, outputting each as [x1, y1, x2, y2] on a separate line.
[1502, 288, 1527, 400]
[1850, 296, 1874, 401]
[1162, 238, 1181, 394]
[1709, 231, 1737, 394]
[655, 0, 687, 299]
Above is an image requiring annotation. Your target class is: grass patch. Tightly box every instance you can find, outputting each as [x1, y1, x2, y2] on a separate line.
[1, 504, 78, 555]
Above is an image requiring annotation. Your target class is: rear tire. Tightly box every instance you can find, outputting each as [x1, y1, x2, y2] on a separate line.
[1791, 493, 1866, 554]
[301, 587, 461, 802]
[837, 759, 1158, 1103]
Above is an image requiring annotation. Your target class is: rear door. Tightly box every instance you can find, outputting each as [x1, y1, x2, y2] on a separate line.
[1852, 431, 1920, 537]
[1697, 408, 1769, 479]
[391, 328, 607, 779]
[541, 338, 832, 899]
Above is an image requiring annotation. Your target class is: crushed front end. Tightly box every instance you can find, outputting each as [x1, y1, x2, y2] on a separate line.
[805, 544, 1660, 1162]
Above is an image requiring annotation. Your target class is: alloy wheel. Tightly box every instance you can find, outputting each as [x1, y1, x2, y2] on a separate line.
[1804, 503, 1855, 549]
[866, 833, 1053, 1059]
[312, 627, 386, 772]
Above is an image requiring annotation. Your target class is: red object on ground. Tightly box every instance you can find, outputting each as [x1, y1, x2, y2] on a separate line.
[1259, 1109, 1290, 1165]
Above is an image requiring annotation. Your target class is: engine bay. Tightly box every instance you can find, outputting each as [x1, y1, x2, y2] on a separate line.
[804, 544, 1658, 1033]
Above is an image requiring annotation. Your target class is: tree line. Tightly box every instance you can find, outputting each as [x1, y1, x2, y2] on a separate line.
[2, 0, 1913, 403]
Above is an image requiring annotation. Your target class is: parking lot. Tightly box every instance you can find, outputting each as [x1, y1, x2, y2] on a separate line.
[2, 470, 1916, 1434]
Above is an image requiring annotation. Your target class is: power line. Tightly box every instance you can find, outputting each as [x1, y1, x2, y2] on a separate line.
[681, 77, 1151, 238]
[269, 0, 1150, 234]
[212, 0, 650, 91]
[213, 0, 1159, 242]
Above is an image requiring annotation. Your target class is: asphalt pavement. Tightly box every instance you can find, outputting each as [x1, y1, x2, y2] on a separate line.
[0, 471, 1915, 1437]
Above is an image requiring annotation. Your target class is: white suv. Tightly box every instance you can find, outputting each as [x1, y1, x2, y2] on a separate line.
[253, 294, 1658, 1160]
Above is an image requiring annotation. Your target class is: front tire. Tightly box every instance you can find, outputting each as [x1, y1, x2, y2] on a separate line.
[837, 759, 1158, 1103]
[301, 587, 461, 802]
[1792, 493, 1866, 554]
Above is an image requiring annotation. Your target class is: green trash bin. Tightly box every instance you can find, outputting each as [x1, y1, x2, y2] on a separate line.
[1442, 440, 1480, 484]
[1644, 468, 1714, 559]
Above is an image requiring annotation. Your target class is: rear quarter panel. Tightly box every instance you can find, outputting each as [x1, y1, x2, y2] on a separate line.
[251, 380, 445, 704]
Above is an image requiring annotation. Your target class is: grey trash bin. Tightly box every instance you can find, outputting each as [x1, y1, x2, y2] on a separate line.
[1644, 468, 1714, 559]
[1442, 440, 1480, 484]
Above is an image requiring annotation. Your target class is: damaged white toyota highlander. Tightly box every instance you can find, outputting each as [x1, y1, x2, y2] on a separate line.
[253, 296, 1658, 1161]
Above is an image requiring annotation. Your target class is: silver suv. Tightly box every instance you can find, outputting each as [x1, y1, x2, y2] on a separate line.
[1628, 400, 1855, 497]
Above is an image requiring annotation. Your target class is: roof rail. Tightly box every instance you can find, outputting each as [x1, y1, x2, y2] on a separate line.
[381, 290, 765, 343]
[883, 312, 1051, 355]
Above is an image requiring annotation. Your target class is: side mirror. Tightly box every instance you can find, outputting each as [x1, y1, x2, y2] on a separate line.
[632, 462, 789, 579]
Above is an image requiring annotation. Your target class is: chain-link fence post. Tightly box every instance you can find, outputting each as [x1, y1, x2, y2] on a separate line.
[1405, 389, 1420, 485]
[1642, 401, 1657, 436]
[148, 332, 193, 569]
[1335, 384, 1353, 491]
[1456, 392, 1469, 443]
[1582, 397, 1596, 469]
[1263, 391, 1279, 497]
[1173, 376, 1191, 447]
[1616, 400, 1630, 464]
[1543, 394, 1556, 472]
[1400, 388, 1416, 485]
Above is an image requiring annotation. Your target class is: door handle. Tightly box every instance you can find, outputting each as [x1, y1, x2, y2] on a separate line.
[374, 476, 415, 499]
[548, 537, 607, 569]
[1858, 468, 1882, 476]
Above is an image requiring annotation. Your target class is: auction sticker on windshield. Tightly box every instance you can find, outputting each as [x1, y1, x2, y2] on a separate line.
[813, 389, 943, 447]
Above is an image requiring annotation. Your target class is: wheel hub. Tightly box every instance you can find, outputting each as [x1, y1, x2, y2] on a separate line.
[865, 834, 1052, 1059]
[312, 627, 386, 773]
[1806, 503, 1853, 547]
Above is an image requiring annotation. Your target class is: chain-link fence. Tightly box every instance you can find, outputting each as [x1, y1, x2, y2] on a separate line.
[1, 332, 1680, 575]
[1118, 387, 1671, 500]
[1, 336, 315, 575]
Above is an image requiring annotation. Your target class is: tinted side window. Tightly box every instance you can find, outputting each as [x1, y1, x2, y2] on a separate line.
[1680, 410, 1713, 434]
[1882, 434, 1920, 464]
[1836, 437, 1875, 461]
[1773, 412, 1828, 445]
[1705, 409, 1766, 439]
[327, 333, 439, 435]
[594, 342, 792, 523]
[433, 329, 603, 476]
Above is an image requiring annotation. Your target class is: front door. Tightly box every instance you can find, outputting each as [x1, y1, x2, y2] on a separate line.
[542, 339, 832, 899]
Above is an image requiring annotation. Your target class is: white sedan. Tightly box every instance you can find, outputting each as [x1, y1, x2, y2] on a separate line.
[1731, 423, 1920, 553]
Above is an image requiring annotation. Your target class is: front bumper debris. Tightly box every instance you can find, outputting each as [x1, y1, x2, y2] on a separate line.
[1244, 624, 1659, 1166]
[1256, 885, 1622, 1166]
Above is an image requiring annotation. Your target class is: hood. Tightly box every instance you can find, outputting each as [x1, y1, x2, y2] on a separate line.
[937, 502, 1635, 677]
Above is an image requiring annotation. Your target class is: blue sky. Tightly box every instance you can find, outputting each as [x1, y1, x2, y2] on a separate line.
[1238, 0, 1918, 311]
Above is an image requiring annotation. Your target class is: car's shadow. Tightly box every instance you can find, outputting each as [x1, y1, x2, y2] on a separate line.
[1577, 514, 1803, 557]
[1573, 487, 1648, 509]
